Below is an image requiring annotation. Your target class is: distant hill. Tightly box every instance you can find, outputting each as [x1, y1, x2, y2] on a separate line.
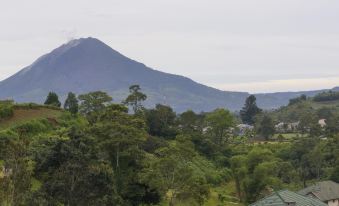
[0, 37, 337, 112]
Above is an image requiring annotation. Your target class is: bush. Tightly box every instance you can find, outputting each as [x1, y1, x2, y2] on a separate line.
[0, 101, 14, 120]
[14, 120, 52, 135]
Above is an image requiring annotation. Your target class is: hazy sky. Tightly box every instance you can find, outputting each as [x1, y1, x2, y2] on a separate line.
[1, 0, 339, 93]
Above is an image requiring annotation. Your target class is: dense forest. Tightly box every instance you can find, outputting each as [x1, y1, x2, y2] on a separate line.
[0, 86, 338, 206]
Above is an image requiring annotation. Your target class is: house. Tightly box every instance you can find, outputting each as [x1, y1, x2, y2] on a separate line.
[288, 122, 300, 132]
[275, 122, 287, 133]
[274, 122, 299, 133]
[250, 190, 327, 206]
[298, 181, 339, 206]
[236, 124, 254, 136]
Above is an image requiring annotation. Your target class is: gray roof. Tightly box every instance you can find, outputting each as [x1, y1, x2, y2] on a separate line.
[250, 190, 327, 206]
[298, 181, 339, 201]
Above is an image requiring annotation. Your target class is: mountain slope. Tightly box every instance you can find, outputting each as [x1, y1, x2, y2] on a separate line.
[0, 37, 337, 112]
[0, 37, 250, 112]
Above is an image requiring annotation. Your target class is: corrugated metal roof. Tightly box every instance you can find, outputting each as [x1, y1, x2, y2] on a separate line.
[298, 181, 339, 201]
[250, 190, 328, 206]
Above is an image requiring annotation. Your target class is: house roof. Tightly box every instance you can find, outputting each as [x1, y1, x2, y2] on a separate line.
[298, 181, 339, 201]
[250, 190, 327, 206]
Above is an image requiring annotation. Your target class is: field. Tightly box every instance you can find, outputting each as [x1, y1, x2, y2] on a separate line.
[0, 107, 62, 129]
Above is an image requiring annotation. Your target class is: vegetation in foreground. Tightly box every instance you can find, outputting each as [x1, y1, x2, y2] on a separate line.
[0, 87, 338, 206]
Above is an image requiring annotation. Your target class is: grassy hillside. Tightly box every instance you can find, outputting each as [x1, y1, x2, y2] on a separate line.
[271, 98, 339, 123]
[0, 107, 62, 129]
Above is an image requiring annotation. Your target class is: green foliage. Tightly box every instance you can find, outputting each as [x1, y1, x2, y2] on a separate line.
[256, 115, 275, 140]
[288, 94, 307, 106]
[178, 110, 204, 134]
[0, 103, 14, 120]
[146, 104, 177, 138]
[0, 134, 35, 205]
[205, 108, 234, 145]
[313, 90, 339, 102]
[44, 92, 61, 107]
[142, 137, 210, 206]
[78, 91, 113, 123]
[123, 85, 147, 114]
[64, 92, 79, 115]
[1, 87, 339, 206]
[240, 95, 262, 125]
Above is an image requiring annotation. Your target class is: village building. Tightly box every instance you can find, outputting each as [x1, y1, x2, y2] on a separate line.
[298, 181, 339, 206]
[250, 190, 327, 206]
[236, 124, 254, 136]
[275, 122, 286, 133]
[275, 122, 300, 133]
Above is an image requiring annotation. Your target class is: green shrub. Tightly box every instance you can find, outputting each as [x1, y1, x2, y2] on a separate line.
[14, 120, 52, 135]
[0, 102, 14, 120]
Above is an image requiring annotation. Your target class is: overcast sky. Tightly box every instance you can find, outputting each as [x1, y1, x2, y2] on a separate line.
[1, 0, 339, 93]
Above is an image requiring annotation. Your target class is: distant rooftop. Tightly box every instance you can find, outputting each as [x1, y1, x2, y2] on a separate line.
[298, 181, 339, 202]
[250, 190, 327, 206]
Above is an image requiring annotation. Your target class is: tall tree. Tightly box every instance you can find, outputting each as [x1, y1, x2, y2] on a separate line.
[143, 137, 209, 206]
[256, 115, 275, 140]
[78, 91, 112, 123]
[64, 92, 79, 115]
[179, 110, 204, 134]
[146, 104, 177, 138]
[89, 104, 159, 205]
[0, 135, 34, 206]
[240, 95, 262, 125]
[205, 108, 234, 145]
[36, 127, 120, 205]
[123, 85, 147, 114]
[44, 92, 61, 107]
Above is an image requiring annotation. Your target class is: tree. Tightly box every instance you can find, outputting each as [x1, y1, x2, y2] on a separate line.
[88, 105, 160, 205]
[179, 110, 204, 134]
[230, 155, 248, 202]
[325, 114, 339, 136]
[44, 92, 61, 107]
[256, 115, 275, 140]
[205, 108, 234, 145]
[330, 165, 339, 182]
[123, 85, 147, 114]
[36, 127, 120, 205]
[143, 138, 209, 206]
[288, 94, 307, 106]
[78, 91, 112, 123]
[64, 92, 79, 115]
[298, 112, 317, 135]
[146, 104, 177, 138]
[0, 133, 35, 206]
[240, 95, 262, 125]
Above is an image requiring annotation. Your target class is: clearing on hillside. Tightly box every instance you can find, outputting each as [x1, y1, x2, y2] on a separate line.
[0, 108, 62, 129]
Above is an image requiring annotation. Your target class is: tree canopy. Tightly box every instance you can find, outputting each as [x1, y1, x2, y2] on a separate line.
[44, 92, 61, 107]
[240, 95, 262, 125]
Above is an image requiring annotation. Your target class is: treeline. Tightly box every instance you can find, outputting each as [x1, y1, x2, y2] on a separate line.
[313, 90, 339, 102]
[0, 87, 339, 206]
[0, 86, 230, 206]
